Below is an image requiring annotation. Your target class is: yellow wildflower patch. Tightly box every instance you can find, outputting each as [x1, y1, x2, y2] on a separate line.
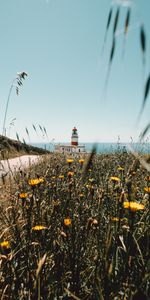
[0, 241, 11, 249]
[110, 176, 120, 182]
[79, 193, 84, 198]
[123, 201, 144, 212]
[64, 218, 71, 226]
[89, 178, 95, 183]
[145, 176, 150, 181]
[79, 159, 84, 164]
[68, 171, 74, 177]
[58, 175, 64, 179]
[66, 159, 74, 164]
[32, 225, 47, 231]
[144, 187, 150, 193]
[111, 217, 126, 222]
[28, 178, 44, 186]
[19, 193, 28, 199]
[117, 167, 124, 171]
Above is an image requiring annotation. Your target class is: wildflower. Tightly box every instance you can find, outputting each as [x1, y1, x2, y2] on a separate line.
[111, 217, 126, 222]
[58, 175, 64, 179]
[67, 158, 74, 164]
[89, 178, 95, 183]
[64, 218, 71, 226]
[144, 187, 150, 193]
[111, 217, 120, 222]
[28, 178, 44, 186]
[0, 241, 10, 249]
[123, 201, 144, 212]
[19, 193, 28, 199]
[145, 176, 150, 181]
[0, 241, 11, 254]
[68, 171, 74, 177]
[110, 176, 120, 182]
[79, 193, 84, 198]
[32, 225, 47, 231]
[117, 166, 124, 171]
[79, 159, 84, 164]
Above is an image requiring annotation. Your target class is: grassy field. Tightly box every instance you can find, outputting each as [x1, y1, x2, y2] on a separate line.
[0, 150, 149, 299]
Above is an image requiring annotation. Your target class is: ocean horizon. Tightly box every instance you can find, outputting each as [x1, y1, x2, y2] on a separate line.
[30, 142, 150, 154]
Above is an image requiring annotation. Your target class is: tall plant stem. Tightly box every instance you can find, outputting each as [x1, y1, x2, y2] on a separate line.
[2, 79, 16, 136]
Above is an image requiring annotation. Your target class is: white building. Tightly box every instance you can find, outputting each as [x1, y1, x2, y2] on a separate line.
[55, 127, 86, 153]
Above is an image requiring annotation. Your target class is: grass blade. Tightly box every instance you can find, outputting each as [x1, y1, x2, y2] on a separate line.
[139, 123, 150, 142]
[113, 7, 120, 36]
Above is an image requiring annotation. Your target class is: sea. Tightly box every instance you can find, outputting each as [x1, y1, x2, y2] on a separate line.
[31, 142, 150, 154]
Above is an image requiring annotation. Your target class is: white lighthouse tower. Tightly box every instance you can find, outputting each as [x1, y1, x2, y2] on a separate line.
[71, 127, 78, 146]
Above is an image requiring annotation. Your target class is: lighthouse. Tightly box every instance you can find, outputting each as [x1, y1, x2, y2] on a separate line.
[54, 127, 86, 153]
[71, 127, 78, 146]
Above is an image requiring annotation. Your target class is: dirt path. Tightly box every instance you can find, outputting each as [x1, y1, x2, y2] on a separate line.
[0, 155, 41, 177]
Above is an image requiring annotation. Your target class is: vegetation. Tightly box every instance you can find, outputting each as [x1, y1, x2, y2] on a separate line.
[0, 135, 50, 159]
[0, 150, 149, 299]
[0, 1, 150, 299]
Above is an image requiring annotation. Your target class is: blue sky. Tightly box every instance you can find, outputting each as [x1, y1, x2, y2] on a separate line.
[0, 0, 150, 143]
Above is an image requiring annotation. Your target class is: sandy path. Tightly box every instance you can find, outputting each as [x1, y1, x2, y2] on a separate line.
[0, 155, 41, 177]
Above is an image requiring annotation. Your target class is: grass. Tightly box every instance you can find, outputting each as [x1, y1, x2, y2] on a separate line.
[0, 150, 149, 299]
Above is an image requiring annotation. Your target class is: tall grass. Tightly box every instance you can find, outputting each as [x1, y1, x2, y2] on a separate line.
[0, 151, 149, 299]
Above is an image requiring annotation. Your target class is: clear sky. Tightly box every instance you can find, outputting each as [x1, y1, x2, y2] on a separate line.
[0, 0, 150, 143]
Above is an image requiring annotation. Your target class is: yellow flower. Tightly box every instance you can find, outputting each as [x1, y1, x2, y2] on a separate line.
[0, 241, 11, 249]
[110, 176, 120, 182]
[111, 217, 126, 222]
[59, 175, 64, 179]
[89, 178, 95, 183]
[123, 201, 144, 212]
[67, 159, 74, 164]
[145, 176, 150, 181]
[117, 167, 124, 171]
[111, 217, 120, 222]
[38, 178, 44, 183]
[79, 193, 84, 198]
[144, 187, 150, 193]
[68, 171, 74, 177]
[0, 240, 11, 254]
[79, 159, 84, 164]
[32, 225, 47, 231]
[64, 218, 71, 226]
[28, 178, 44, 186]
[19, 193, 28, 199]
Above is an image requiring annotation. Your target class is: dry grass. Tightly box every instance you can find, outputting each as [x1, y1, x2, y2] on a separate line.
[0, 150, 149, 299]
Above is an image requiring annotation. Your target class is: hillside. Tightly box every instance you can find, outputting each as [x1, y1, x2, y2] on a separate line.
[0, 135, 50, 159]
